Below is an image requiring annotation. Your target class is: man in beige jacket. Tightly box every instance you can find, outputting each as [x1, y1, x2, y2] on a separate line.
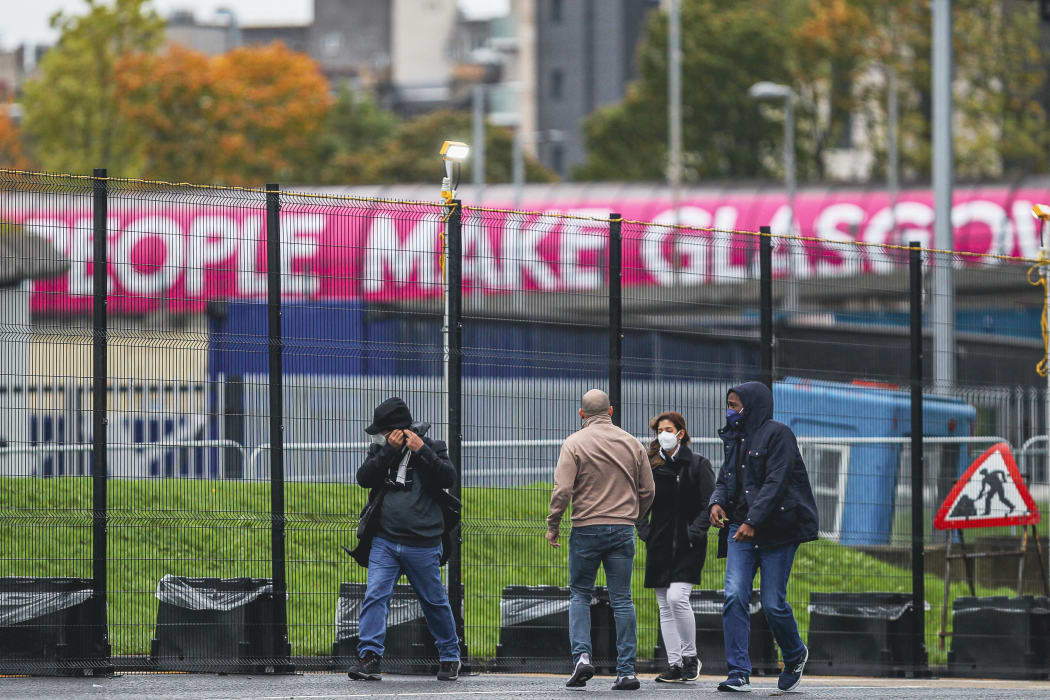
[547, 389, 655, 691]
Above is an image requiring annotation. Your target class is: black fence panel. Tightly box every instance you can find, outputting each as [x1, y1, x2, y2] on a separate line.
[0, 169, 1046, 680]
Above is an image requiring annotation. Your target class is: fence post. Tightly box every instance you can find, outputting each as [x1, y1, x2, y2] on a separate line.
[265, 183, 293, 672]
[609, 213, 623, 425]
[91, 168, 109, 625]
[446, 200, 467, 657]
[909, 240, 927, 675]
[759, 226, 773, 389]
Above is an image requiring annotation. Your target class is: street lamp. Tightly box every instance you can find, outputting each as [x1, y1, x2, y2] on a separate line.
[749, 81, 798, 313]
[440, 140, 470, 207]
[438, 140, 468, 451]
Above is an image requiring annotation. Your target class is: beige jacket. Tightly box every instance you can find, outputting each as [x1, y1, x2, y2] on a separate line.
[547, 413, 655, 532]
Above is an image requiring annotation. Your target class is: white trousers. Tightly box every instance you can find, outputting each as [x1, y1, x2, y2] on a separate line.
[655, 582, 696, 666]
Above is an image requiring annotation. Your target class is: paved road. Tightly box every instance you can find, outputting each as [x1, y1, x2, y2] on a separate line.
[1, 673, 1049, 699]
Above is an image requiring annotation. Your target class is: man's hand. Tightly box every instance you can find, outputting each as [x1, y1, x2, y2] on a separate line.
[387, 429, 405, 448]
[710, 504, 728, 528]
[403, 430, 424, 452]
[733, 523, 756, 542]
[546, 529, 560, 548]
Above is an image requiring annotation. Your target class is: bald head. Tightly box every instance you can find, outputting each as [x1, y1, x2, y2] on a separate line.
[580, 389, 611, 418]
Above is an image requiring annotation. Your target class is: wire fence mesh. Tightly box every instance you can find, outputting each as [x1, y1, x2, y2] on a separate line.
[0, 169, 1048, 678]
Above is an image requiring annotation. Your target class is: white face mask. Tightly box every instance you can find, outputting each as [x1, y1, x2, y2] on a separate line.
[369, 433, 387, 446]
[657, 431, 679, 452]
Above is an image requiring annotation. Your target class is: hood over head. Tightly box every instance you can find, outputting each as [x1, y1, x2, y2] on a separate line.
[727, 381, 774, 438]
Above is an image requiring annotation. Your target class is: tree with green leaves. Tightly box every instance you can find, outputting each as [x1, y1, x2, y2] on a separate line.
[333, 108, 557, 185]
[575, 0, 798, 182]
[21, 0, 164, 176]
[578, 0, 1050, 184]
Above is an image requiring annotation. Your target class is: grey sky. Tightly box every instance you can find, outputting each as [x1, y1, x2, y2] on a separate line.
[0, 0, 509, 50]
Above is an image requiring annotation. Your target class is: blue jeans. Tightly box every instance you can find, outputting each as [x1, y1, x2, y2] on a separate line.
[358, 536, 460, 661]
[568, 524, 637, 676]
[723, 525, 805, 677]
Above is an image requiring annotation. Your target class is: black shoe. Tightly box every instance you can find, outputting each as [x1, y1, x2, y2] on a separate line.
[718, 674, 751, 692]
[777, 645, 808, 692]
[347, 650, 382, 680]
[566, 654, 595, 689]
[437, 660, 460, 681]
[612, 674, 641, 690]
[682, 655, 701, 681]
[655, 665, 684, 683]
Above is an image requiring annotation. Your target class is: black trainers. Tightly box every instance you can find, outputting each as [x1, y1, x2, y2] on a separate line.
[437, 659, 461, 681]
[655, 664, 684, 683]
[612, 674, 640, 690]
[682, 655, 701, 681]
[778, 645, 808, 692]
[566, 654, 595, 689]
[347, 650, 382, 680]
[717, 674, 751, 692]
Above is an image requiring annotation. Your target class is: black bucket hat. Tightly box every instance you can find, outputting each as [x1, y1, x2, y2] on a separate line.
[365, 397, 414, 435]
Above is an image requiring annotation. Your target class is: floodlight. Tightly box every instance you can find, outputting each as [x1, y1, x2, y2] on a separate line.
[438, 141, 469, 206]
[748, 81, 793, 100]
[440, 141, 470, 162]
[1033, 203, 1050, 222]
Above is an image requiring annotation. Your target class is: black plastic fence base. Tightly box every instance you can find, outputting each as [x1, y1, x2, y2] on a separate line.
[333, 582, 466, 676]
[494, 585, 618, 674]
[150, 577, 291, 674]
[806, 592, 925, 677]
[947, 595, 1050, 680]
[0, 577, 111, 677]
[651, 589, 778, 677]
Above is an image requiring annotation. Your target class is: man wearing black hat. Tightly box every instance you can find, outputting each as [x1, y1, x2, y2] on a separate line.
[347, 397, 462, 682]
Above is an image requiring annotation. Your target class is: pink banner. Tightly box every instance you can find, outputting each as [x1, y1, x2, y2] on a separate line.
[12, 186, 1047, 314]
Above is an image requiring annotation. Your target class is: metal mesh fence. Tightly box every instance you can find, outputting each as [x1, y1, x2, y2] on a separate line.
[0, 169, 1048, 679]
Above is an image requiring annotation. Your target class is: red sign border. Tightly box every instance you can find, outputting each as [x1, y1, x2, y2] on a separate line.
[933, 442, 1040, 530]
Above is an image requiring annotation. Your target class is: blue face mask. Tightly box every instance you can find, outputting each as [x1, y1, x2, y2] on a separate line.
[726, 408, 744, 428]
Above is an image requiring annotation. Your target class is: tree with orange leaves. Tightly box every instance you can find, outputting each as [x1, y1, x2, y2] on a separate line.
[0, 107, 31, 169]
[117, 42, 331, 185]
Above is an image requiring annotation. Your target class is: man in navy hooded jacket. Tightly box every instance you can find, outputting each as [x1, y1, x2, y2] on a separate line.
[708, 382, 818, 693]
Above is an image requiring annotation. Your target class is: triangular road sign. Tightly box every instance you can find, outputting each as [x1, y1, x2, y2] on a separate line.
[934, 442, 1040, 530]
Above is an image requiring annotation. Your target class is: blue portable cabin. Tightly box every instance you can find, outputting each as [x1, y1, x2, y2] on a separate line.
[774, 377, 977, 547]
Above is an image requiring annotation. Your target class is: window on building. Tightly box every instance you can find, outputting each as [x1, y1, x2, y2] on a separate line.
[550, 69, 563, 99]
[551, 0, 562, 23]
[321, 32, 342, 58]
[550, 143, 564, 175]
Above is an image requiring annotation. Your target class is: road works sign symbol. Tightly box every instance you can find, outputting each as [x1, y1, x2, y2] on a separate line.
[934, 442, 1040, 530]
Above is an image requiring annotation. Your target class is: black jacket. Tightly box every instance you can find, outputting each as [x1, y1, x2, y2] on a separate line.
[636, 445, 715, 588]
[710, 381, 819, 557]
[349, 435, 461, 567]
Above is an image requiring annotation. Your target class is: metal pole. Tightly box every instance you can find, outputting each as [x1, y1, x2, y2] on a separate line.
[91, 167, 108, 616]
[472, 84, 485, 203]
[668, 0, 682, 221]
[909, 240, 927, 676]
[932, 0, 955, 392]
[446, 200, 466, 657]
[784, 95, 800, 314]
[760, 226, 773, 389]
[609, 213, 623, 426]
[887, 66, 900, 241]
[265, 183, 292, 672]
[512, 126, 525, 208]
[1042, 230, 1050, 592]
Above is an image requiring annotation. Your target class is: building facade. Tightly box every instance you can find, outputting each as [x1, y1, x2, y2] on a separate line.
[533, 0, 659, 177]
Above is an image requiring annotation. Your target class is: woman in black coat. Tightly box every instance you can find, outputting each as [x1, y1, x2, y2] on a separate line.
[636, 411, 715, 684]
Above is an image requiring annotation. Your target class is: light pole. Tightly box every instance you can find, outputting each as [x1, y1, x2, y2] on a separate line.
[668, 0, 682, 222]
[439, 140, 469, 429]
[931, 0, 955, 393]
[749, 81, 799, 313]
[887, 65, 900, 241]
[472, 85, 486, 203]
